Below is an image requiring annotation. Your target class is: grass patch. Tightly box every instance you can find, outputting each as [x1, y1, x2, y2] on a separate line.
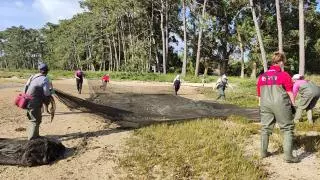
[119, 118, 266, 179]
[296, 121, 320, 132]
[199, 78, 258, 108]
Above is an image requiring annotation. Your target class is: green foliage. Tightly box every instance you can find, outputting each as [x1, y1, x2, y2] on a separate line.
[119, 118, 266, 179]
[1, 0, 320, 75]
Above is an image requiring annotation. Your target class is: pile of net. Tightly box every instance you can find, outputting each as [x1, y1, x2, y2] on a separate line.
[0, 137, 65, 166]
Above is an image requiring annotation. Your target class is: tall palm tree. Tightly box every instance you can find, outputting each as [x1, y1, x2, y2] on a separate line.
[299, 0, 305, 75]
[249, 0, 267, 72]
[275, 0, 283, 53]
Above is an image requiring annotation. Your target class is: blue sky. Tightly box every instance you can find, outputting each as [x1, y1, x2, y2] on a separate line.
[0, 0, 83, 30]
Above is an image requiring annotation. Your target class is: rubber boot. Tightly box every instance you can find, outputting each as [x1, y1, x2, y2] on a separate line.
[261, 134, 270, 158]
[307, 109, 313, 124]
[283, 131, 300, 163]
[293, 108, 303, 123]
[28, 122, 39, 140]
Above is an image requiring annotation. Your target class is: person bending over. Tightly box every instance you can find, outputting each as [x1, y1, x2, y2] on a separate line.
[292, 74, 320, 124]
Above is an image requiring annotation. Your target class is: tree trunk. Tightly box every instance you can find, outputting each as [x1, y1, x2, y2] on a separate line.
[251, 62, 257, 79]
[181, 0, 187, 77]
[237, 32, 245, 78]
[120, 19, 127, 65]
[160, 0, 167, 74]
[250, 0, 267, 72]
[149, 1, 154, 72]
[275, 0, 283, 53]
[108, 37, 113, 71]
[195, 0, 207, 76]
[117, 26, 121, 70]
[299, 0, 305, 75]
[112, 34, 119, 71]
[165, 0, 169, 73]
[155, 41, 160, 73]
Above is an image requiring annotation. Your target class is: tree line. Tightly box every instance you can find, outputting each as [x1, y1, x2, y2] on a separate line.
[0, 0, 320, 77]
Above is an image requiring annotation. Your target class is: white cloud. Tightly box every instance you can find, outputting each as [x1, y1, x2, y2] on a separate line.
[14, 1, 24, 8]
[32, 0, 83, 23]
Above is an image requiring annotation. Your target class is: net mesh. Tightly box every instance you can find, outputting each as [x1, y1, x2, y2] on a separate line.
[0, 137, 65, 166]
[54, 80, 260, 126]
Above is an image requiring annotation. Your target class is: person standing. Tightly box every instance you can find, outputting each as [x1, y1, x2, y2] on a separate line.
[75, 69, 84, 94]
[257, 52, 299, 163]
[173, 75, 181, 95]
[215, 74, 228, 100]
[100, 74, 110, 91]
[292, 74, 320, 124]
[24, 62, 52, 140]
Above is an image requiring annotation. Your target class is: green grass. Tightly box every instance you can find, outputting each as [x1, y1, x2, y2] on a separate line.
[119, 117, 266, 179]
[199, 77, 259, 108]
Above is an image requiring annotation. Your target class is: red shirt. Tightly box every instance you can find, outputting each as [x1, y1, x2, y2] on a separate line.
[102, 75, 110, 82]
[256, 65, 293, 97]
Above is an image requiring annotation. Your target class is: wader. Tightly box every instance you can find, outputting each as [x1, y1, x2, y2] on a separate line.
[174, 80, 181, 95]
[294, 82, 320, 123]
[260, 82, 298, 162]
[76, 78, 83, 94]
[27, 100, 42, 140]
[216, 86, 226, 100]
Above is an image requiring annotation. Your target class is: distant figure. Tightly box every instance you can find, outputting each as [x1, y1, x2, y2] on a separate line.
[75, 69, 84, 94]
[257, 52, 299, 163]
[24, 62, 52, 140]
[215, 74, 228, 100]
[173, 75, 181, 95]
[201, 74, 206, 87]
[292, 74, 320, 124]
[100, 74, 110, 91]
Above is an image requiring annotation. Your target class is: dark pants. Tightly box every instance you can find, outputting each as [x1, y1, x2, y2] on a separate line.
[174, 81, 181, 95]
[76, 79, 83, 94]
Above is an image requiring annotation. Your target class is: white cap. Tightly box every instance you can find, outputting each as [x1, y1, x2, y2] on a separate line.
[222, 74, 227, 79]
[292, 74, 302, 80]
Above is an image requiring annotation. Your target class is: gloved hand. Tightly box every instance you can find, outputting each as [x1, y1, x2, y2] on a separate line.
[50, 88, 55, 95]
[291, 105, 296, 114]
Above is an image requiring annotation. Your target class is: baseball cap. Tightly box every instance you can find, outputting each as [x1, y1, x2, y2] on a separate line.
[292, 74, 302, 80]
[38, 62, 49, 71]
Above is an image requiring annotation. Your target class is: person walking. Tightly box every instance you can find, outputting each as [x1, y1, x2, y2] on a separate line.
[215, 74, 228, 100]
[100, 74, 110, 91]
[75, 69, 84, 94]
[24, 62, 52, 140]
[173, 75, 181, 95]
[292, 74, 320, 124]
[257, 52, 299, 163]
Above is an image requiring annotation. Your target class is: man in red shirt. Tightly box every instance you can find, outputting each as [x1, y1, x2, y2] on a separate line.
[257, 52, 299, 163]
[100, 74, 110, 91]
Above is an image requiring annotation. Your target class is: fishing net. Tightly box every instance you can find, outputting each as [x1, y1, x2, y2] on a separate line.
[0, 137, 65, 166]
[54, 80, 259, 127]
